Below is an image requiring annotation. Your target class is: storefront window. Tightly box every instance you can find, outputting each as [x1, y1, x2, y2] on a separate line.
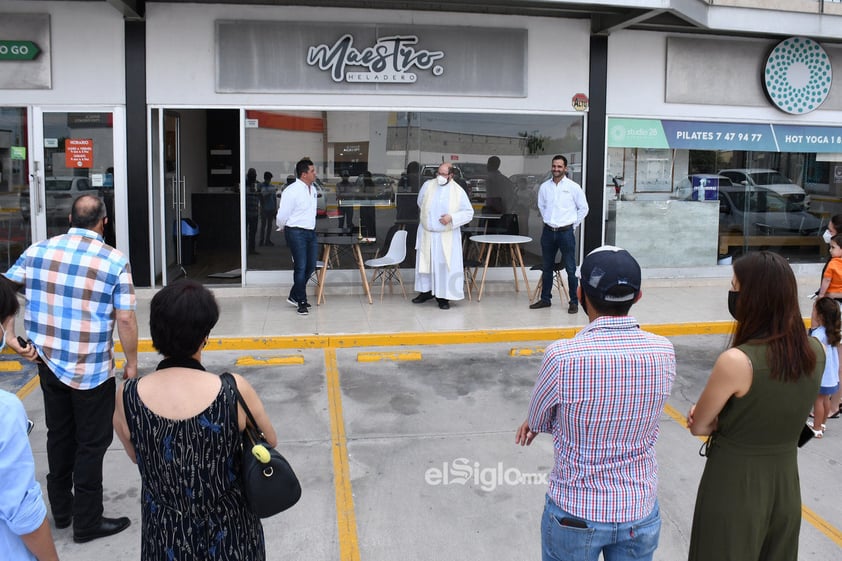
[244, 110, 584, 272]
[605, 117, 835, 268]
[0, 108, 30, 268]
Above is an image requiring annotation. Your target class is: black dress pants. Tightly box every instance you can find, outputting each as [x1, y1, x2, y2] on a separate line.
[38, 363, 115, 531]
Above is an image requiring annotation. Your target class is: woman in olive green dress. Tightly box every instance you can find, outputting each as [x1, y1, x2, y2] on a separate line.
[686, 251, 823, 561]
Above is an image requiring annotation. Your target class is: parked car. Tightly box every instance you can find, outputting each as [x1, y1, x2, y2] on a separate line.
[20, 176, 105, 221]
[455, 162, 488, 202]
[278, 177, 327, 217]
[717, 185, 822, 236]
[353, 173, 396, 200]
[717, 168, 810, 210]
[673, 174, 734, 201]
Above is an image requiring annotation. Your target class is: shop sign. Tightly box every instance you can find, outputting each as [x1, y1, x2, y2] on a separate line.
[609, 117, 842, 153]
[763, 37, 832, 115]
[0, 14, 51, 89]
[65, 139, 93, 169]
[216, 22, 527, 97]
[10, 146, 26, 160]
[306, 34, 444, 84]
[0, 40, 40, 61]
[572, 93, 589, 112]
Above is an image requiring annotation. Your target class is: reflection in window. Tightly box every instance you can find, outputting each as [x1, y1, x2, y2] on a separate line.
[244, 110, 584, 272]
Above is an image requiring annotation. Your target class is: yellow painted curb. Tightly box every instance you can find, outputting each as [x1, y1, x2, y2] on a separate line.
[16, 375, 40, 400]
[357, 351, 422, 362]
[0, 360, 23, 371]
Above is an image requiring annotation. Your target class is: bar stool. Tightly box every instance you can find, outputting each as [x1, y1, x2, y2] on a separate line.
[530, 263, 569, 303]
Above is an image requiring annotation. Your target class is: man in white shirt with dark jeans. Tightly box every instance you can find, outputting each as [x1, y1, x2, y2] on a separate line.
[530, 154, 589, 314]
[276, 158, 318, 316]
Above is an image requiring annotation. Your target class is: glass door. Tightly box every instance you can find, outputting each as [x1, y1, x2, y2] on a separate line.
[31, 108, 124, 248]
[0, 107, 31, 269]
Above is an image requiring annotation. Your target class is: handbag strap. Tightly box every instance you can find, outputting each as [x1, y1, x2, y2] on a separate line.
[220, 372, 265, 438]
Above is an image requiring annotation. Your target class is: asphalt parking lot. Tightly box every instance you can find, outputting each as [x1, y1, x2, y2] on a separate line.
[5, 334, 841, 560]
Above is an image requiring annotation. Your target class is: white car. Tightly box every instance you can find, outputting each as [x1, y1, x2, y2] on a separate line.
[20, 176, 104, 221]
[717, 168, 809, 209]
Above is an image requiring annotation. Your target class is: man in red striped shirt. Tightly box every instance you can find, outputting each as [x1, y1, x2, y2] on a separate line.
[516, 246, 676, 561]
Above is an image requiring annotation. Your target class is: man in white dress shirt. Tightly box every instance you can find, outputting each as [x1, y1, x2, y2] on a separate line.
[530, 154, 589, 314]
[412, 163, 474, 310]
[276, 158, 318, 316]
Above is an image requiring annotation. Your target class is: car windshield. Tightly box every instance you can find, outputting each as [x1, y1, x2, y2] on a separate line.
[45, 179, 73, 191]
[749, 171, 793, 185]
[727, 190, 789, 212]
[458, 163, 487, 177]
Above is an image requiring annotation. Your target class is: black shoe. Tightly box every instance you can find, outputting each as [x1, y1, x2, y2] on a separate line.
[412, 291, 434, 304]
[297, 303, 309, 316]
[54, 516, 71, 529]
[73, 516, 131, 543]
[437, 298, 450, 310]
[266, 241, 275, 247]
[568, 302, 579, 314]
[529, 300, 551, 309]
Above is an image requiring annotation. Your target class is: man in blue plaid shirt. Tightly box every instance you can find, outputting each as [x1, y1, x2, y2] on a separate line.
[517, 246, 676, 561]
[4, 194, 138, 544]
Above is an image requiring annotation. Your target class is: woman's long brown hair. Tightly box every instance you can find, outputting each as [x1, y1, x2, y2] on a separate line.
[731, 251, 816, 382]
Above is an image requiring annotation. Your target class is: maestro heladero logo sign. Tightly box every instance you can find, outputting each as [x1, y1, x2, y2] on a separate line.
[306, 34, 444, 84]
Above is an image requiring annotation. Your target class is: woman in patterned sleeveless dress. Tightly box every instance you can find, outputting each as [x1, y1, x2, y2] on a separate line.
[686, 252, 822, 561]
[114, 279, 277, 560]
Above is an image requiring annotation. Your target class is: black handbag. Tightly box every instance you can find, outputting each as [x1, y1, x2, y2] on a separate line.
[220, 372, 302, 517]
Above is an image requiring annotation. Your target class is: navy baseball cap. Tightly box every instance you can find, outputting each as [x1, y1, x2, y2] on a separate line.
[579, 245, 641, 302]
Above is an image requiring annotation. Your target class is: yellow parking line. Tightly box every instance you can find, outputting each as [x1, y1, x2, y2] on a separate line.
[236, 355, 305, 366]
[16, 375, 40, 400]
[324, 348, 361, 561]
[357, 351, 422, 362]
[0, 360, 23, 371]
[663, 403, 842, 547]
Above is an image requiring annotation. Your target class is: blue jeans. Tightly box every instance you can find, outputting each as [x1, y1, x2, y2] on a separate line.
[285, 227, 317, 305]
[540, 227, 577, 304]
[541, 496, 661, 561]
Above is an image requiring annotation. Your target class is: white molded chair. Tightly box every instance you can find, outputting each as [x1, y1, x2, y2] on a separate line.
[364, 230, 408, 301]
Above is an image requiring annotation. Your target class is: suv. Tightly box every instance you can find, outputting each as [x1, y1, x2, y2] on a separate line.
[20, 176, 103, 221]
[717, 168, 810, 210]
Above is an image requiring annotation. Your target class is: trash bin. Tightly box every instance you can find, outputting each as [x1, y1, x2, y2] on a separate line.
[176, 218, 199, 266]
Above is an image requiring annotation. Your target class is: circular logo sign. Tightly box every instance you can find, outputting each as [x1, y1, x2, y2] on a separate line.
[572, 93, 589, 112]
[764, 37, 832, 114]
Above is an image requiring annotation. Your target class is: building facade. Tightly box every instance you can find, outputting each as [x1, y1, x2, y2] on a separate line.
[2, 1, 842, 287]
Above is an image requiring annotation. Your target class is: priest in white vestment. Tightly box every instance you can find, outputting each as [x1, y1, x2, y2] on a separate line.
[413, 163, 475, 309]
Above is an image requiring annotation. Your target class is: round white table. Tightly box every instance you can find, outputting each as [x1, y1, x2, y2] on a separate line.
[468, 234, 532, 301]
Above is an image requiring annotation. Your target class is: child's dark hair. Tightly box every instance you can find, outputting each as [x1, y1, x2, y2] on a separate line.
[815, 297, 842, 347]
[831, 233, 842, 248]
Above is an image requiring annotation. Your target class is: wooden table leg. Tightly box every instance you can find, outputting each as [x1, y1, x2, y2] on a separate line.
[513, 245, 531, 296]
[316, 243, 331, 305]
[353, 244, 373, 304]
[477, 242, 492, 302]
[508, 244, 520, 292]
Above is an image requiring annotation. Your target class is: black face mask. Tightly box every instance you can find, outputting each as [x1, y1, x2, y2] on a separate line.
[727, 290, 739, 320]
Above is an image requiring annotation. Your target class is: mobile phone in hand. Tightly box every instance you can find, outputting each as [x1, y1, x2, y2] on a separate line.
[17, 336, 29, 348]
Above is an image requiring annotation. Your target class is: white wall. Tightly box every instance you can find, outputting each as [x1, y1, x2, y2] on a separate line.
[0, 1, 125, 105]
[145, 4, 591, 112]
[607, 30, 842, 126]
